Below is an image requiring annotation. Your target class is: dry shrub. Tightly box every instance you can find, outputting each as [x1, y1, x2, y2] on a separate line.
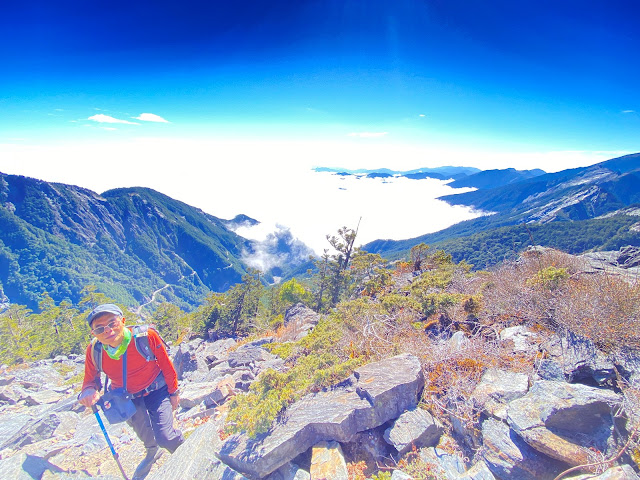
[335, 297, 423, 361]
[271, 316, 309, 343]
[421, 339, 482, 431]
[555, 273, 640, 352]
[480, 248, 580, 328]
[347, 460, 368, 480]
[480, 248, 640, 352]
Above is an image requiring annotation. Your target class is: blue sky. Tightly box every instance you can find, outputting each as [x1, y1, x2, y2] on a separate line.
[2, 0, 638, 154]
[1, 1, 639, 250]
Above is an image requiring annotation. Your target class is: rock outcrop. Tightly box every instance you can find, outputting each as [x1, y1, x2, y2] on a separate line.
[218, 353, 424, 479]
[1, 314, 638, 480]
[507, 381, 622, 466]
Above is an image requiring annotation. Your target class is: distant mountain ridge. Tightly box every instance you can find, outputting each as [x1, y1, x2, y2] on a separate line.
[447, 167, 546, 190]
[0, 174, 261, 310]
[314, 165, 482, 181]
[314, 165, 545, 187]
[365, 153, 640, 267]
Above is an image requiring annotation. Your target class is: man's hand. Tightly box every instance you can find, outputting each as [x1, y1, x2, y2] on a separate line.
[169, 394, 179, 411]
[78, 388, 100, 408]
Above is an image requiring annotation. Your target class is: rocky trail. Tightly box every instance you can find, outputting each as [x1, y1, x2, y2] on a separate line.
[1, 301, 638, 479]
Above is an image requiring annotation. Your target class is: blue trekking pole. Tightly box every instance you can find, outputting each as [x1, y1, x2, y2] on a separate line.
[92, 404, 130, 480]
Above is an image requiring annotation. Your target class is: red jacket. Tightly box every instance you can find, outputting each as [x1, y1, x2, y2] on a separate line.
[81, 327, 178, 396]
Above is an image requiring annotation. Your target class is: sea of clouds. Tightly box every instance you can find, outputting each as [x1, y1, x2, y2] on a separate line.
[0, 138, 486, 257]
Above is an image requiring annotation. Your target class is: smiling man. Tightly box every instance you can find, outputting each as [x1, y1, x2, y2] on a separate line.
[78, 304, 184, 480]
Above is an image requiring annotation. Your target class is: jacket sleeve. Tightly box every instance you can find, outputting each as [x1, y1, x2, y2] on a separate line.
[148, 329, 179, 394]
[81, 342, 102, 393]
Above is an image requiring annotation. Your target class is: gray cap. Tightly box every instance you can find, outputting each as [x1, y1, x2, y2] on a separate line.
[87, 303, 123, 327]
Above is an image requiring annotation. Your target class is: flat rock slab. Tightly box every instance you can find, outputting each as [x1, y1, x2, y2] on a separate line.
[218, 353, 424, 479]
[507, 380, 621, 466]
[480, 418, 563, 480]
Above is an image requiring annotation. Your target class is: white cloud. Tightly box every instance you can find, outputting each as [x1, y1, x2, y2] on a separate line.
[419, 114, 426, 117]
[622, 110, 635, 114]
[88, 114, 138, 125]
[0, 138, 631, 255]
[347, 132, 389, 138]
[134, 113, 170, 123]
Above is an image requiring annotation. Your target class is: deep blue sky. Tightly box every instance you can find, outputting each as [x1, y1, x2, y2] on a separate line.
[1, 0, 639, 173]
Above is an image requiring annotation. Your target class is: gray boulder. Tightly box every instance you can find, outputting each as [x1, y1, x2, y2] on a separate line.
[228, 345, 275, 369]
[447, 331, 469, 350]
[282, 304, 320, 341]
[472, 368, 529, 420]
[420, 445, 465, 478]
[0, 384, 30, 404]
[173, 341, 209, 380]
[613, 348, 640, 388]
[542, 333, 617, 385]
[218, 353, 424, 479]
[507, 380, 622, 466]
[179, 375, 236, 409]
[420, 445, 497, 480]
[148, 418, 248, 480]
[480, 418, 563, 480]
[24, 389, 65, 406]
[384, 407, 443, 454]
[0, 396, 82, 450]
[0, 412, 32, 449]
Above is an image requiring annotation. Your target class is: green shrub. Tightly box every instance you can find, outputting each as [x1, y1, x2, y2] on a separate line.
[225, 353, 362, 438]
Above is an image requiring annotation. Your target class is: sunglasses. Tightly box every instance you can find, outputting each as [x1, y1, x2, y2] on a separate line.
[91, 319, 120, 335]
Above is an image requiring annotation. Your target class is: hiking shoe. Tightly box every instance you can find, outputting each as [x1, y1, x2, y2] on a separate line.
[132, 446, 164, 480]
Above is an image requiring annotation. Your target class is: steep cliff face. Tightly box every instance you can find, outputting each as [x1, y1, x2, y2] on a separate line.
[0, 173, 250, 310]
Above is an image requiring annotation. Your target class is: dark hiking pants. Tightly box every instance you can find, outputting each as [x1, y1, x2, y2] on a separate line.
[126, 385, 184, 453]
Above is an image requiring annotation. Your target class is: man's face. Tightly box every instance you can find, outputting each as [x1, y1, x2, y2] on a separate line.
[91, 313, 126, 347]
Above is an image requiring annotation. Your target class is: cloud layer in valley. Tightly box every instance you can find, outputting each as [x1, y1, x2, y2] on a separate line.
[0, 138, 629, 255]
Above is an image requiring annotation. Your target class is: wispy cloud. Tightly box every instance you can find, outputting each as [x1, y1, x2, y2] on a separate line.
[347, 132, 389, 138]
[88, 114, 138, 125]
[134, 113, 170, 123]
[418, 114, 426, 117]
[622, 110, 635, 114]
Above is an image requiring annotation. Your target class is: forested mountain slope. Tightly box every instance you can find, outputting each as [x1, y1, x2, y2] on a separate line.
[0, 173, 251, 309]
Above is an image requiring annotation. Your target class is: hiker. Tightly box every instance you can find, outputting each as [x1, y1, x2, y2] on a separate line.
[78, 304, 184, 480]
